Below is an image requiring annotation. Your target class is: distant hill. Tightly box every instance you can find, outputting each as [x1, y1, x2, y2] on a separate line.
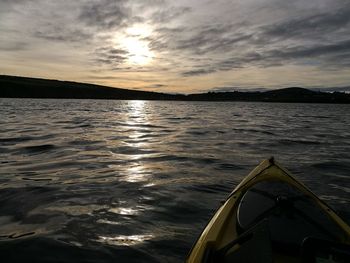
[1, 75, 349, 103]
[187, 87, 350, 103]
[0, 75, 181, 100]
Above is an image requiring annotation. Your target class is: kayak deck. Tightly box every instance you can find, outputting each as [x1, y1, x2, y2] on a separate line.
[186, 158, 350, 263]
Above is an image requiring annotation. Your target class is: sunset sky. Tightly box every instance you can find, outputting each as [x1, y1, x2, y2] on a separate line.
[1, 0, 350, 93]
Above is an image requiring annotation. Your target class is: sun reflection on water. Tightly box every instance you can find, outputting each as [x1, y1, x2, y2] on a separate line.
[128, 100, 146, 117]
[97, 234, 154, 246]
[109, 207, 139, 216]
[125, 165, 148, 182]
[121, 101, 153, 183]
[96, 219, 121, 225]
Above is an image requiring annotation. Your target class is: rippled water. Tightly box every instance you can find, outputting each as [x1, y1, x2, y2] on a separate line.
[0, 99, 349, 262]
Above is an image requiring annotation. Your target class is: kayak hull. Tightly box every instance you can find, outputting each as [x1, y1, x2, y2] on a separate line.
[186, 158, 350, 263]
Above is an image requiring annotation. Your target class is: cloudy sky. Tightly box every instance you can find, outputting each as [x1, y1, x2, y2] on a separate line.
[1, 0, 350, 93]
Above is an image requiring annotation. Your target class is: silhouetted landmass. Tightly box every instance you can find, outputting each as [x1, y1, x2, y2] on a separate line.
[1, 75, 350, 103]
[188, 87, 350, 103]
[0, 75, 183, 100]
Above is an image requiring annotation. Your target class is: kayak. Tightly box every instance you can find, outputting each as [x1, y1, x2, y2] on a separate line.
[186, 158, 350, 263]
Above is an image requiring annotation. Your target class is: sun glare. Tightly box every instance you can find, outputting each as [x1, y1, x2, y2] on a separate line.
[120, 25, 154, 66]
[124, 38, 153, 65]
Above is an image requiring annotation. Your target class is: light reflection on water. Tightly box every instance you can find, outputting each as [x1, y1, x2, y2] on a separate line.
[0, 99, 350, 262]
[97, 234, 154, 246]
[125, 165, 149, 183]
[109, 207, 140, 216]
[96, 219, 121, 225]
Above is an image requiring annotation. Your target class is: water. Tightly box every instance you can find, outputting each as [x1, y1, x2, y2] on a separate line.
[0, 99, 349, 262]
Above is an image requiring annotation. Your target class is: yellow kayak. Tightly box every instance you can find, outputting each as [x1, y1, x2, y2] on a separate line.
[186, 158, 350, 263]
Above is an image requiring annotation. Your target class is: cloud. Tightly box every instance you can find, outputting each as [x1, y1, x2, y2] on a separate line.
[262, 4, 350, 41]
[0, 41, 27, 52]
[148, 84, 167, 88]
[182, 68, 216, 77]
[151, 6, 191, 23]
[34, 28, 92, 43]
[265, 39, 350, 61]
[92, 46, 129, 67]
[182, 38, 350, 77]
[170, 1, 350, 77]
[78, 0, 129, 30]
[31, 1, 132, 44]
[175, 24, 252, 55]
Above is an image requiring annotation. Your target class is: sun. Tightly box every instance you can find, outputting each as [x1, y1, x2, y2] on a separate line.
[121, 25, 154, 66]
[123, 37, 153, 65]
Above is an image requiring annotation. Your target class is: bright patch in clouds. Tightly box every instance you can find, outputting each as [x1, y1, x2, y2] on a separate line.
[122, 26, 154, 65]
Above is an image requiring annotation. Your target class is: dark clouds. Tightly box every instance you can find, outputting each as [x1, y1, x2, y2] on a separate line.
[266, 40, 350, 62]
[182, 68, 216, 77]
[163, 1, 350, 77]
[93, 46, 129, 67]
[78, 0, 129, 30]
[184, 37, 350, 76]
[175, 25, 253, 55]
[263, 4, 350, 40]
[31, 1, 130, 43]
[151, 6, 191, 23]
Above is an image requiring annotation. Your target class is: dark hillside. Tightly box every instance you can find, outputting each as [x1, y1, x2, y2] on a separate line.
[0, 75, 181, 100]
[1, 75, 349, 103]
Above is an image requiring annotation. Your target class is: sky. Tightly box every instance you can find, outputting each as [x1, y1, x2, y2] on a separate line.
[1, 0, 350, 93]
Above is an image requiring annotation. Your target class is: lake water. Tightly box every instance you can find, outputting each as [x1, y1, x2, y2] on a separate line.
[0, 99, 349, 262]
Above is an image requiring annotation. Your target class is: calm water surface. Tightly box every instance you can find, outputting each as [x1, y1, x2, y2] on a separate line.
[0, 99, 349, 262]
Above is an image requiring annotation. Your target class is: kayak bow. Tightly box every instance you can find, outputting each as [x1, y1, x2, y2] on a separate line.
[186, 158, 350, 263]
